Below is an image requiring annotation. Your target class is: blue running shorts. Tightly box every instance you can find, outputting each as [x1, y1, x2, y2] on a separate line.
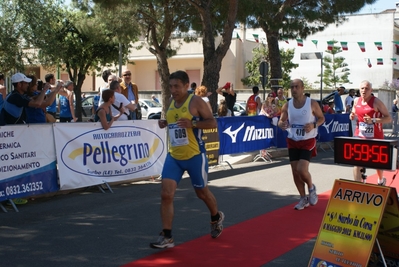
[161, 152, 208, 188]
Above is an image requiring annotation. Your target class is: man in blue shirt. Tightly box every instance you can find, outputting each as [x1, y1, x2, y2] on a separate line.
[333, 86, 345, 113]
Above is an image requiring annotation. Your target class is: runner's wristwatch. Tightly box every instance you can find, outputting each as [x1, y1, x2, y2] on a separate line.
[192, 120, 197, 128]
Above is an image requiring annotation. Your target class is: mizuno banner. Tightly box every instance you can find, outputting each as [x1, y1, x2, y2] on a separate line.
[217, 116, 274, 155]
[318, 114, 351, 142]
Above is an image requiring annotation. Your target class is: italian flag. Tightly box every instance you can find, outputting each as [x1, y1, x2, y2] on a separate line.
[358, 42, 366, 52]
[367, 58, 372, 68]
[282, 37, 289, 44]
[377, 58, 383, 65]
[237, 33, 242, 42]
[253, 34, 259, 43]
[394, 41, 399, 48]
[340, 41, 348, 51]
[312, 40, 318, 47]
[374, 42, 383, 50]
[296, 38, 303, 47]
[327, 41, 334, 51]
[392, 58, 397, 65]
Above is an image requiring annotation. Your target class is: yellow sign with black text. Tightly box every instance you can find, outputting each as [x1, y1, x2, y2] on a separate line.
[309, 179, 399, 267]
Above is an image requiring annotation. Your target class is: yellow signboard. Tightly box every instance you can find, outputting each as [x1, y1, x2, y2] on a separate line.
[309, 179, 392, 267]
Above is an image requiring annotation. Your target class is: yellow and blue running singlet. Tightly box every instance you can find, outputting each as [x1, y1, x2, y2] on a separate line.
[166, 94, 205, 160]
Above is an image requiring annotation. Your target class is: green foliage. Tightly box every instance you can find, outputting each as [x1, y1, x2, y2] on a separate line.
[241, 45, 297, 89]
[316, 40, 351, 90]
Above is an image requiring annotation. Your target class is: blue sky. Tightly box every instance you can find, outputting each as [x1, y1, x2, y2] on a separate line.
[357, 0, 396, 13]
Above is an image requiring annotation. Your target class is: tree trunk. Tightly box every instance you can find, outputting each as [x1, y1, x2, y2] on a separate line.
[264, 28, 282, 94]
[191, 0, 238, 113]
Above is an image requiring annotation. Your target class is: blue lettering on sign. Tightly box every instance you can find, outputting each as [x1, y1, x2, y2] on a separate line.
[83, 141, 149, 167]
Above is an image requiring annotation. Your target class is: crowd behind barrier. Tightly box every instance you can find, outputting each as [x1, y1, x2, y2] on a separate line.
[0, 114, 350, 203]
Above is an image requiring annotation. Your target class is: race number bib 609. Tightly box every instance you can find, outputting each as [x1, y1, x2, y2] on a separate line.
[168, 123, 189, 147]
[358, 122, 374, 138]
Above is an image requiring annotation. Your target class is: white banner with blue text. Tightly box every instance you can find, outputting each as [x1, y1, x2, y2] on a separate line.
[0, 124, 58, 201]
[53, 121, 167, 190]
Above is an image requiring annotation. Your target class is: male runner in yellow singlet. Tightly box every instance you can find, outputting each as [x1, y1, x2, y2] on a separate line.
[150, 70, 224, 249]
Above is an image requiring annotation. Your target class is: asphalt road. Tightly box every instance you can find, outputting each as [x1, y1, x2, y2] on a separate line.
[0, 149, 355, 267]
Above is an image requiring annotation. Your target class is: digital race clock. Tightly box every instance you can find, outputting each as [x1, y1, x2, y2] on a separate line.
[334, 137, 398, 170]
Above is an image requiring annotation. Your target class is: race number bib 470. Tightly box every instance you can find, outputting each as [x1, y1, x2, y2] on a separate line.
[168, 123, 189, 147]
[358, 122, 374, 138]
[291, 124, 306, 140]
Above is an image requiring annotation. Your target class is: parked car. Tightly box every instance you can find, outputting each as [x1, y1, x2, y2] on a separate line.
[233, 101, 247, 116]
[138, 99, 163, 119]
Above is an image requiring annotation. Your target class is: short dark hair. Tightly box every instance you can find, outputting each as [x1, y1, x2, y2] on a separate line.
[190, 82, 197, 89]
[170, 71, 189, 85]
[109, 80, 120, 91]
[45, 73, 54, 83]
[252, 86, 259, 94]
[102, 89, 114, 102]
[0, 73, 4, 80]
[102, 69, 112, 83]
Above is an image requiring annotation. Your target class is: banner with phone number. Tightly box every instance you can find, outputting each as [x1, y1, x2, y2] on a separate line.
[0, 124, 58, 202]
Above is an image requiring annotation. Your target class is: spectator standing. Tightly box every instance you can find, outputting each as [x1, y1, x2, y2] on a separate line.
[58, 81, 77, 122]
[216, 82, 236, 116]
[2, 73, 47, 125]
[109, 80, 136, 120]
[0, 73, 6, 101]
[246, 86, 262, 116]
[120, 69, 141, 120]
[195, 85, 212, 112]
[44, 73, 57, 120]
[349, 80, 391, 185]
[334, 86, 345, 113]
[274, 88, 287, 112]
[392, 99, 399, 134]
[150, 70, 224, 249]
[345, 89, 355, 113]
[188, 82, 196, 94]
[326, 101, 335, 114]
[25, 75, 51, 123]
[152, 94, 160, 103]
[217, 99, 231, 117]
[95, 89, 124, 130]
[278, 78, 325, 210]
[260, 92, 277, 118]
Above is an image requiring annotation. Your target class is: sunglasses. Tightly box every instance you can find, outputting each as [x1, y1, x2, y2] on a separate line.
[123, 73, 131, 77]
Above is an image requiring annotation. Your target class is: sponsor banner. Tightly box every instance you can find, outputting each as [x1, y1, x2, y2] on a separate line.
[217, 116, 273, 155]
[202, 127, 219, 166]
[309, 180, 390, 267]
[54, 121, 166, 190]
[318, 114, 350, 142]
[0, 124, 58, 202]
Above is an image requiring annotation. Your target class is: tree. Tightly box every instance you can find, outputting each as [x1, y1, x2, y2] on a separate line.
[0, 0, 31, 73]
[317, 41, 351, 90]
[17, 0, 136, 121]
[241, 0, 376, 90]
[187, 0, 238, 112]
[241, 45, 298, 96]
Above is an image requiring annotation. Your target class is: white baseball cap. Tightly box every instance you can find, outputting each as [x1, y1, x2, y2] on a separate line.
[11, 73, 32, 83]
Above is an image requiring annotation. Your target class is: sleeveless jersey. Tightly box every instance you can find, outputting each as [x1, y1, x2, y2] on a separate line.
[247, 94, 259, 116]
[166, 94, 205, 160]
[287, 97, 317, 141]
[354, 96, 383, 139]
[59, 95, 72, 118]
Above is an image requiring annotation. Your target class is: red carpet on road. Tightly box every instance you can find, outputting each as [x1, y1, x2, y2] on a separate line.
[122, 174, 398, 267]
[123, 192, 331, 267]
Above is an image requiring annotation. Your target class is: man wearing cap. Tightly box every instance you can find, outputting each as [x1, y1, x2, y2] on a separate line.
[216, 82, 237, 116]
[0, 73, 6, 101]
[2, 73, 60, 125]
